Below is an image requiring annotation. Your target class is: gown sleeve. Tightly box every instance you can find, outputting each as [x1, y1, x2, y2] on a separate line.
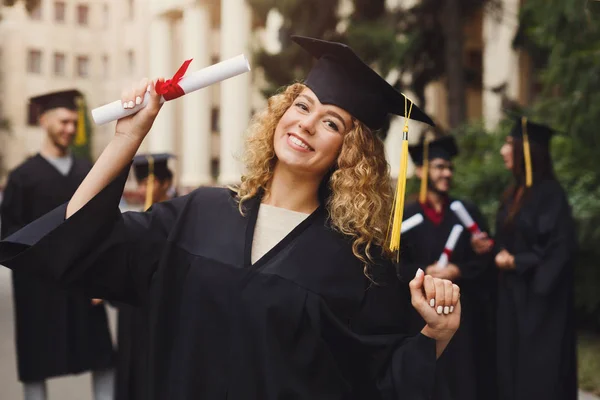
[513, 183, 577, 295]
[0, 172, 28, 239]
[0, 167, 186, 305]
[349, 264, 437, 399]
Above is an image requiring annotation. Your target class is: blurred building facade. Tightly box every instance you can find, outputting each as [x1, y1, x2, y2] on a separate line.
[0, 0, 533, 188]
[0, 0, 149, 179]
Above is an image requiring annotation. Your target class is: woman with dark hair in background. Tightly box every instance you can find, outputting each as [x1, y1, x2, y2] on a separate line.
[472, 117, 577, 400]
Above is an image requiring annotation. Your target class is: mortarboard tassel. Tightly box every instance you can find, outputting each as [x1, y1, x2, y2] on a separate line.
[387, 99, 414, 257]
[522, 117, 533, 187]
[418, 136, 431, 204]
[144, 155, 155, 211]
[75, 96, 87, 146]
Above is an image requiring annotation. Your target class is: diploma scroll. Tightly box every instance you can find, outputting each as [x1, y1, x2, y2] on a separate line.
[437, 224, 464, 268]
[91, 54, 251, 125]
[450, 201, 481, 234]
[401, 213, 424, 234]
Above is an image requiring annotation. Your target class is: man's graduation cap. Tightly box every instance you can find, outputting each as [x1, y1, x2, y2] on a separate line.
[292, 35, 436, 254]
[509, 116, 557, 187]
[29, 89, 83, 115]
[409, 136, 459, 203]
[132, 153, 175, 210]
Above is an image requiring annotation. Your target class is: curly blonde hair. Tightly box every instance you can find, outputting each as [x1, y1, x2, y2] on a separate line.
[234, 83, 393, 274]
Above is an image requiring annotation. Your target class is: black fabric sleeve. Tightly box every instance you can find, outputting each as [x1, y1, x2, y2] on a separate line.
[0, 167, 186, 305]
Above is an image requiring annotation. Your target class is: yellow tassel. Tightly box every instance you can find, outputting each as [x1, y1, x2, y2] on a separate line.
[419, 137, 430, 204]
[75, 96, 87, 146]
[387, 99, 414, 254]
[522, 117, 533, 187]
[144, 155, 155, 211]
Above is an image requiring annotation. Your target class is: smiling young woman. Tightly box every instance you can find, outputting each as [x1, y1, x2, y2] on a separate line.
[0, 36, 462, 400]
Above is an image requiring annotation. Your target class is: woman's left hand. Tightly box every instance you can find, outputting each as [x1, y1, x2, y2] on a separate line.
[409, 268, 460, 343]
[495, 249, 515, 270]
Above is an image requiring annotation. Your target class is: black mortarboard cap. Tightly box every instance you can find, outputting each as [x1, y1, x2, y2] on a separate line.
[509, 117, 556, 147]
[291, 36, 435, 131]
[29, 89, 83, 115]
[408, 136, 459, 166]
[132, 153, 175, 182]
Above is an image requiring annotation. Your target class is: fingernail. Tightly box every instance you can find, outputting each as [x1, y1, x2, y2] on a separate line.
[429, 299, 435, 308]
[122, 101, 128, 109]
[437, 306, 443, 315]
[127, 100, 134, 108]
[416, 268, 424, 278]
[147, 84, 152, 92]
[450, 306, 454, 313]
[135, 96, 142, 105]
[444, 306, 449, 315]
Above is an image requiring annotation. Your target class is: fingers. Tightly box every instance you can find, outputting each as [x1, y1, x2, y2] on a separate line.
[424, 275, 436, 309]
[443, 280, 453, 314]
[451, 284, 460, 313]
[434, 278, 445, 315]
[121, 77, 160, 110]
[408, 268, 425, 305]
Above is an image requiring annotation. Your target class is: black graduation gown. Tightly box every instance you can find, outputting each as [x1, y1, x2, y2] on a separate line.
[398, 199, 496, 400]
[494, 180, 577, 400]
[113, 301, 149, 400]
[0, 167, 438, 400]
[0, 154, 114, 383]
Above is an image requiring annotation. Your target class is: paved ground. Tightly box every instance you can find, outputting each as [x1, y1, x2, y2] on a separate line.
[0, 265, 597, 399]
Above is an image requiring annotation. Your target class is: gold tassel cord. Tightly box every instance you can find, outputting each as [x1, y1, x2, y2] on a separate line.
[522, 117, 533, 187]
[387, 98, 414, 254]
[418, 137, 430, 204]
[75, 97, 87, 146]
[144, 156, 155, 211]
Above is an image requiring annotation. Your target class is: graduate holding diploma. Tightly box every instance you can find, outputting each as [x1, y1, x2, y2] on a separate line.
[398, 134, 496, 400]
[0, 37, 462, 400]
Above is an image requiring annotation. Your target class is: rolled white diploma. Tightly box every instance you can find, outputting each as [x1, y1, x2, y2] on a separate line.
[450, 200, 481, 234]
[401, 213, 424, 234]
[91, 54, 251, 125]
[437, 224, 464, 268]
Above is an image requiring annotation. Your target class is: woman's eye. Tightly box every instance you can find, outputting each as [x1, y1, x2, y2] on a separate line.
[295, 102, 309, 112]
[326, 120, 339, 132]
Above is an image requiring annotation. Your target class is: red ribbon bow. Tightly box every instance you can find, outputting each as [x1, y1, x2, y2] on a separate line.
[155, 59, 193, 101]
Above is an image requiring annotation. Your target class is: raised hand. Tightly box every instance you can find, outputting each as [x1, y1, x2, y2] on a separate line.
[409, 268, 460, 343]
[115, 77, 164, 143]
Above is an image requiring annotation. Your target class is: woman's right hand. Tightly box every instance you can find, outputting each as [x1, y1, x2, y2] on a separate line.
[115, 77, 164, 143]
[471, 232, 494, 254]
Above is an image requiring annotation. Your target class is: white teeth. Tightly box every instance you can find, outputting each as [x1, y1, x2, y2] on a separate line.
[290, 135, 311, 150]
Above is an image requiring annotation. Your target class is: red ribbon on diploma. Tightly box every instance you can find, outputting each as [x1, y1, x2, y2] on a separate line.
[467, 223, 480, 234]
[155, 59, 193, 101]
[443, 248, 453, 258]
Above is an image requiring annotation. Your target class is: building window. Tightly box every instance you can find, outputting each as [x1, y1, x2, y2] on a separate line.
[27, 102, 40, 126]
[102, 4, 110, 29]
[29, 5, 42, 20]
[127, 50, 135, 75]
[127, 0, 134, 20]
[53, 53, 66, 76]
[211, 107, 220, 132]
[27, 50, 42, 74]
[76, 4, 89, 26]
[102, 55, 109, 78]
[54, 1, 66, 23]
[76, 55, 90, 78]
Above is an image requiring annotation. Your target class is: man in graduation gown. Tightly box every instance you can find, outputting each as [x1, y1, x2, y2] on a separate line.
[0, 90, 115, 400]
[113, 153, 176, 400]
[398, 134, 496, 400]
